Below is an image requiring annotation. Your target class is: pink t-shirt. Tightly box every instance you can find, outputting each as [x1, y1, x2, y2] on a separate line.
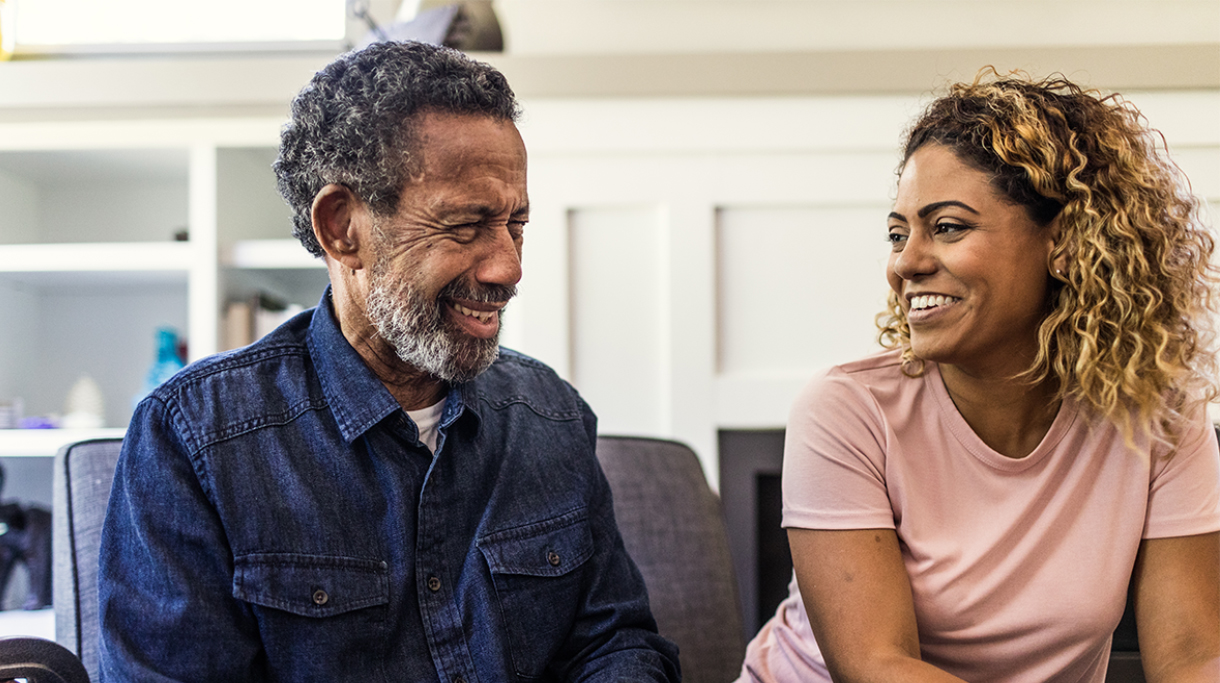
[738, 349, 1220, 683]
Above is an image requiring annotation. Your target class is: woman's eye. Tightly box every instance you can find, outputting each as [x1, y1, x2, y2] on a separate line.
[935, 221, 968, 235]
[886, 230, 908, 246]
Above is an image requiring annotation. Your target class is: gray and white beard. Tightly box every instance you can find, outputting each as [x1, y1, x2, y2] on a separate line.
[365, 256, 514, 384]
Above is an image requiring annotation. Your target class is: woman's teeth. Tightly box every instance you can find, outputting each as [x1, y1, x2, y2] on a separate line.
[910, 295, 959, 311]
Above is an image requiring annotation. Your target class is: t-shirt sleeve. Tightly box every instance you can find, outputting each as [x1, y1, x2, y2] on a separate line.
[1143, 407, 1220, 539]
[781, 367, 896, 531]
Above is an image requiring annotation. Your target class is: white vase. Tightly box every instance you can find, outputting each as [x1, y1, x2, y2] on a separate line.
[62, 374, 105, 429]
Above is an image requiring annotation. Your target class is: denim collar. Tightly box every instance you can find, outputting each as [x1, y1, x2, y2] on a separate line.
[307, 288, 473, 444]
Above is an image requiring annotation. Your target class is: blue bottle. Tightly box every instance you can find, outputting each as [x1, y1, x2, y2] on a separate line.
[142, 327, 186, 397]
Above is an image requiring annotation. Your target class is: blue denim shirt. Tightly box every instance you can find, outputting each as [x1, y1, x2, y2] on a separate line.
[98, 292, 680, 683]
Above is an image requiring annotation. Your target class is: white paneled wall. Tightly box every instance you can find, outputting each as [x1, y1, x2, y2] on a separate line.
[504, 93, 1220, 488]
[569, 206, 670, 436]
[716, 205, 888, 376]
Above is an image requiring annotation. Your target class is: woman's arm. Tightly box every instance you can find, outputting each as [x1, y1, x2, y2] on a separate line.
[1131, 531, 1220, 683]
[789, 528, 967, 683]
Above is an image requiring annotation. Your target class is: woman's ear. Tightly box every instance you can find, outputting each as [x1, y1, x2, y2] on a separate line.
[1047, 216, 1069, 278]
[311, 184, 366, 271]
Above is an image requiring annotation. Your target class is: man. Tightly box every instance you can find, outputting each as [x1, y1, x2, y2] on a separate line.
[98, 41, 680, 682]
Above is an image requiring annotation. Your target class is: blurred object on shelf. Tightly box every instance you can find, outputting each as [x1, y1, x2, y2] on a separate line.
[0, 0, 11, 61]
[17, 417, 56, 430]
[137, 327, 186, 403]
[356, 0, 502, 52]
[61, 375, 104, 430]
[224, 300, 252, 352]
[0, 462, 52, 611]
[0, 400, 22, 430]
[224, 293, 303, 351]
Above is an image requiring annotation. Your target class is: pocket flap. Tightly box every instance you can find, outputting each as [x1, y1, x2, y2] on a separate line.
[479, 509, 593, 577]
[233, 553, 389, 617]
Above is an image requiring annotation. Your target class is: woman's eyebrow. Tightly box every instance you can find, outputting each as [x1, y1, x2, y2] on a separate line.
[917, 200, 979, 218]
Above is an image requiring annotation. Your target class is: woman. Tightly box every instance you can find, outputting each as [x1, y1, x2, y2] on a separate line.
[737, 71, 1220, 683]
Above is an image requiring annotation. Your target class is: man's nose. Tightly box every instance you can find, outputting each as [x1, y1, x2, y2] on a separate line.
[476, 225, 523, 287]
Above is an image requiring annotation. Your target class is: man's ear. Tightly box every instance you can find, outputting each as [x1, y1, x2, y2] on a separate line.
[311, 184, 366, 271]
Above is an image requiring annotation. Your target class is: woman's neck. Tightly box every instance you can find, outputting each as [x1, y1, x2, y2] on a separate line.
[938, 363, 1061, 459]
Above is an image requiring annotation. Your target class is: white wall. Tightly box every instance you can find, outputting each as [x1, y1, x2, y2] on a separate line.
[495, 0, 1220, 54]
[503, 92, 1220, 487]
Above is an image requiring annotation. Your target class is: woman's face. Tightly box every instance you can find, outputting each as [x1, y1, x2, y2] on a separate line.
[886, 144, 1056, 377]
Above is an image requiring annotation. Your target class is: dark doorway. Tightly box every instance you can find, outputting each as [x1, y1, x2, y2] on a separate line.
[718, 429, 791, 640]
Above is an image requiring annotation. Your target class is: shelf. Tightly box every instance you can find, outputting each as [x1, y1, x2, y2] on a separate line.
[0, 428, 126, 458]
[0, 241, 195, 273]
[225, 239, 325, 269]
[0, 608, 54, 640]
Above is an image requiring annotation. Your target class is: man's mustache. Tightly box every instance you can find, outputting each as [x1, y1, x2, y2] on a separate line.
[437, 280, 517, 305]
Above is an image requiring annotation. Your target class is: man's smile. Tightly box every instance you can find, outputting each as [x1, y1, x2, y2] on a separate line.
[451, 302, 501, 323]
[446, 299, 507, 339]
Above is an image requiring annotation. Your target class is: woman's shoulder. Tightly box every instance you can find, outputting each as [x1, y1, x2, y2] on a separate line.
[829, 348, 906, 379]
[792, 348, 924, 424]
[802, 349, 915, 399]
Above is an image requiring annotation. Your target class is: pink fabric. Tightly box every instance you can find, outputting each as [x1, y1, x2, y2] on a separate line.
[738, 349, 1220, 683]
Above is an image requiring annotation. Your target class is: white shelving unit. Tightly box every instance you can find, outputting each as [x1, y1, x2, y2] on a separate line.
[0, 119, 330, 456]
[0, 429, 127, 458]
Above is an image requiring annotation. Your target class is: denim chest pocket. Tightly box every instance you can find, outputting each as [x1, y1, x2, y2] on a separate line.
[478, 509, 594, 679]
[232, 553, 389, 620]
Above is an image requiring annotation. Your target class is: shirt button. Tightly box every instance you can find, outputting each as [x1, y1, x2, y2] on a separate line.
[312, 589, 329, 606]
[547, 551, 561, 567]
[427, 576, 441, 592]
[455, 677, 466, 683]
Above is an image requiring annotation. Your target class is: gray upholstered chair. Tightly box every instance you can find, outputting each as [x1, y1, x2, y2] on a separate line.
[596, 435, 746, 683]
[0, 636, 90, 683]
[52, 438, 123, 683]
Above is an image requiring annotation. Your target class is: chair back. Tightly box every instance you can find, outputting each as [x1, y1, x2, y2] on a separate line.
[52, 438, 122, 683]
[596, 436, 746, 683]
[0, 636, 90, 683]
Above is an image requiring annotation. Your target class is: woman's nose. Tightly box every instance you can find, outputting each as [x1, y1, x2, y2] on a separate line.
[890, 232, 936, 281]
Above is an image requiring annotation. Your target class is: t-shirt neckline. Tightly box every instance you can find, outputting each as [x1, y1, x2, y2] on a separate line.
[924, 362, 1079, 472]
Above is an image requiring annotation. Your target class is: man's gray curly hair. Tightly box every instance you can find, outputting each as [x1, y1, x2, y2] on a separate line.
[274, 41, 521, 257]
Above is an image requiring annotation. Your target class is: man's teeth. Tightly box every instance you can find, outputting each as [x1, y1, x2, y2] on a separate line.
[453, 303, 496, 322]
[910, 295, 959, 311]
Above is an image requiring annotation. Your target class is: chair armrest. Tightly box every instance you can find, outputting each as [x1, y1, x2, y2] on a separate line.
[0, 636, 90, 683]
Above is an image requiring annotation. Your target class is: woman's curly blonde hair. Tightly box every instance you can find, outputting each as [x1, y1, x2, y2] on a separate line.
[877, 68, 1220, 446]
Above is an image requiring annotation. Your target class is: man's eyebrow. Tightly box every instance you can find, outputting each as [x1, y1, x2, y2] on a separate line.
[443, 202, 530, 219]
[917, 200, 979, 218]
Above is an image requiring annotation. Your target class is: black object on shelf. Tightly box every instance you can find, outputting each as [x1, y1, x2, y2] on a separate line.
[0, 462, 53, 611]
